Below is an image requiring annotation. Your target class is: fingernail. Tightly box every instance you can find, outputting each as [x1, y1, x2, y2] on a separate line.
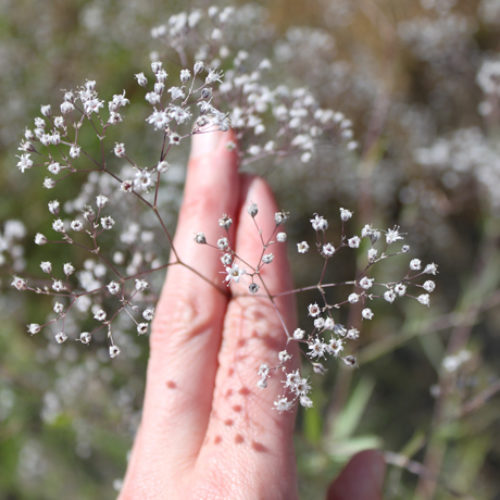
[191, 131, 222, 157]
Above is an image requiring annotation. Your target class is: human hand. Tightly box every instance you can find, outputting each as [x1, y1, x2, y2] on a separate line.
[119, 131, 385, 499]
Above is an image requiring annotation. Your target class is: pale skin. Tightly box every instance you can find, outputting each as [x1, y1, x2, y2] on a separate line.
[119, 131, 385, 500]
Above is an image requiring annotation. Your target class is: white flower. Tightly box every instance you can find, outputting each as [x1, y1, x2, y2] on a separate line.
[220, 253, 232, 266]
[359, 276, 374, 290]
[274, 397, 293, 412]
[11, 276, 27, 290]
[361, 224, 374, 238]
[52, 219, 65, 233]
[384, 290, 396, 303]
[96, 195, 109, 208]
[347, 328, 360, 340]
[35, 233, 47, 245]
[113, 142, 126, 158]
[322, 243, 335, 256]
[308, 303, 321, 317]
[17, 154, 33, 173]
[43, 177, 55, 189]
[395, 283, 407, 296]
[247, 202, 258, 217]
[348, 236, 360, 248]
[143, 308, 154, 321]
[134, 170, 152, 191]
[194, 232, 206, 244]
[63, 262, 75, 276]
[218, 214, 232, 229]
[55, 331, 67, 344]
[274, 211, 288, 226]
[83, 98, 104, 115]
[109, 345, 121, 358]
[276, 232, 287, 242]
[417, 294, 430, 306]
[107, 281, 120, 295]
[297, 241, 310, 254]
[342, 355, 357, 367]
[137, 323, 149, 335]
[278, 350, 291, 362]
[362, 308, 374, 320]
[327, 338, 344, 357]
[262, 253, 274, 264]
[424, 263, 438, 275]
[314, 317, 325, 329]
[157, 160, 169, 172]
[308, 338, 327, 358]
[94, 309, 107, 321]
[101, 216, 115, 230]
[80, 332, 91, 344]
[70, 220, 83, 231]
[423, 280, 436, 293]
[324, 317, 334, 330]
[69, 145, 81, 158]
[40, 261, 52, 273]
[27, 323, 41, 335]
[300, 396, 313, 408]
[410, 258, 422, 271]
[293, 328, 305, 340]
[48, 200, 60, 214]
[168, 86, 185, 100]
[60, 101, 74, 114]
[367, 248, 378, 262]
[50, 279, 63, 292]
[205, 69, 223, 84]
[340, 207, 353, 221]
[217, 237, 229, 250]
[135, 279, 149, 292]
[48, 162, 61, 175]
[146, 110, 168, 129]
[348, 293, 360, 303]
[386, 226, 404, 244]
[310, 214, 328, 231]
[40, 104, 51, 116]
[135, 72, 148, 86]
[180, 68, 191, 82]
[225, 264, 246, 283]
[193, 61, 204, 74]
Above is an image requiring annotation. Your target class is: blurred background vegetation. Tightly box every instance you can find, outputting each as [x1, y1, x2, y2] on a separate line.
[1, 0, 500, 498]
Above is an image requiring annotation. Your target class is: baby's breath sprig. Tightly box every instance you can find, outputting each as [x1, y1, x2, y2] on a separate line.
[198, 204, 437, 411]
[7, 5, 436, 412]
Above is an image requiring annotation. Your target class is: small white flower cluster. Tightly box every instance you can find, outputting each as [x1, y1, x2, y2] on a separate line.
[0, 220, 26, 272]
[264, 209, 437, 411]
[193, 204, 436, 411]
[414, 127, 500, 212]
[149, 5, 357, 165]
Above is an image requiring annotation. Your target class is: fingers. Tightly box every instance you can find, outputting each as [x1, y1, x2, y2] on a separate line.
[326, 450, 386, 500]
[195, 176, 299, 497]
[128, 131, 240, 477]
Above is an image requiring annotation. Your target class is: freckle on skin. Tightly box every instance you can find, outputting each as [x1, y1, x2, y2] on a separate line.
[239, 386, 250, 396]
[252, 441, 267, 452]
[214, 435, 222, 444]
[232, 404, 242, 412]
[225, 388, 233, 398]
[166, 380, 176, 389]
[224, 419, 233, 426]
[234, 434, 244, 444]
